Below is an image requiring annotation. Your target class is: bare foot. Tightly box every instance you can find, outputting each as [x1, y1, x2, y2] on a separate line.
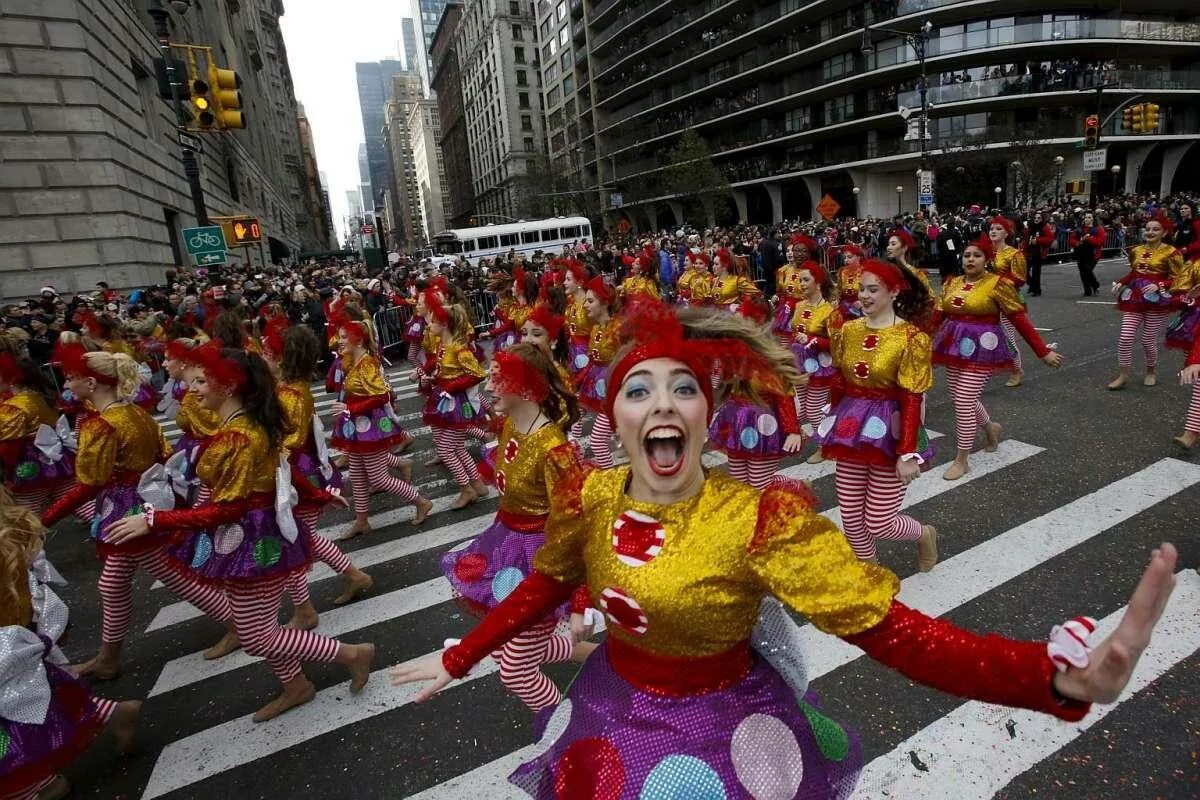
[338, 523, 371, 542]
[284, 602, 319, 631]
[69, 655, 120, 681]
[347, 643, 375, 694]
[1173, 431, 1198, 450]
[332, 570, 374, 606]
[984, 421, 1002, 452]
[450, 487, 477, 510]
[203, 631, 241, 661]
[469, 478, 488, 497]
[395, 458, 413, 483]
[805, 450, 824, 464]
[252, 677, 316, 723]
[109, 699, 142, 754]
[411, 496, 434, 526]
[1005, 371, 1022, 388]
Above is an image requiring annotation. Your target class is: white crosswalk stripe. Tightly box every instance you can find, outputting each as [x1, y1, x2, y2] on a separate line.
[124, 431, 1200, 800]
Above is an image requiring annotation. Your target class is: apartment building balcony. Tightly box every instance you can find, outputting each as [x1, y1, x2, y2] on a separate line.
[896, 68, 1200, 110]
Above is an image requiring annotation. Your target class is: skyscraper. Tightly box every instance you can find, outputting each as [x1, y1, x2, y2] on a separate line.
[401, 17, 425, 89]
[357, 143, 372, 216]
[418, 0, 448, 85]
[355, 60, 404, 219]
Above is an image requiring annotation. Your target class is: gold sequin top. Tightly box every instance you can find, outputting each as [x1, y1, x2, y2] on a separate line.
[508, 301, 535, 331]
[587, 318, 622, 364]
[775, 263, 806, 299]
[433, 342, 486, 380]
[831, 319, 933, 394]
[343, 353, 391, 398]
[494, 295, 515, 324]
[422, 325, 439, 356]
[940, 274, 1026, 317]
[278, 379, 315, 452]
[837, 263, 863, 301]
[495, 419, 572, 518]
[1127, 243, 1185, 281]
[618, 275, 661, 301]
[564, 294, 592, 340]
[175, 389, 220, 439]
[1172, 258, 1200, 294]
[75, 403, 168, 485]
[534, 468, 898, 657]
[676, 268, 713, 303]
[0, 391, 57, 441]
[101, 339, 139, 360]
[197, 414, 277, 502]
[789, 297, 836, 340]
[711, 275, 760, 306]
[994, 245, 1027, 285]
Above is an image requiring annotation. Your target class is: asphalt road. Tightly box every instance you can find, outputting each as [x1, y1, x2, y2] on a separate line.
[42, 256, 1200, 800]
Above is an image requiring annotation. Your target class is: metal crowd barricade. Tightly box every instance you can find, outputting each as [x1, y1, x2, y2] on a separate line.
[373, 304, 411, 354]
[1046, 225, 1139, 262]
[464, 290, 500, 333]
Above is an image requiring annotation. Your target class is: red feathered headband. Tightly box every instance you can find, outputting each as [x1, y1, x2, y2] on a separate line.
[689, 251, 713, 268]
[798, 261, 826, 286]
[988, 216, 1015, 236]
[490, 349, 549, 403]
[430, 274, 449, 296]
[0, 352, 25, 385]
[860, 259, 908, 292]
[564, 258, 588, 286]
[965, 234, 995, 262]
[586, 276, 615, 305]
[80, 311, 106, 339]
[423, 289, 450, 326]
[1151, 211, 1175, 234]
[841, 244, 865, 259]
[887, 229, 916, 252]
[55, 342, 117, 386]
[512, 267, 527, 292]
[527, 303, 564, 340]
[165, 339, 199, 364]
[261, 315, 290, 361]
[191, 341, 246, 394]
[789, 234, 818, 254]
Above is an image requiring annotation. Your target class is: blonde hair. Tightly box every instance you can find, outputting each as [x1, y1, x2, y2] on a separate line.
[448, 305, 472, 343]
[0, 500, 45, 627]
[85, 350, 142, 400]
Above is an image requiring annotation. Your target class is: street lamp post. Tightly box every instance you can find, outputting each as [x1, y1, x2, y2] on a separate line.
[1110, 164, 1122, 196]
[1053, 155, 1065, 204]
[994, 185, 1002, 209]
[896, 185, 904, 215]
[852, 186, 860, 215]
[1010, 161, 1023, 208]
[147, 0, 209, 226]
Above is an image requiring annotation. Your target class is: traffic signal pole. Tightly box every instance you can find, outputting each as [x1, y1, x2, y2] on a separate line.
[148, 0, 209, 226]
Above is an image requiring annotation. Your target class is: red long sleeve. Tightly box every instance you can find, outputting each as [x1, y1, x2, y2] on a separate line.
[807, 335, 830, 351]
[442, 570, 577, 678]
[774, 391, 801, 437]
[41, 481, 101, 528]
[344, 393, 390, 415]
[570, 585, 591, 615]
[290, 463, 336, 506]
[897, 390, 922, 456]
[1005, 310, 1051, 359]
[844, 600, 1090, 721]
[828, 372, 846, 408]
[152, 498, 250, 531]
[1188, 332, 1200, 367]
[439, 374, 483, 394]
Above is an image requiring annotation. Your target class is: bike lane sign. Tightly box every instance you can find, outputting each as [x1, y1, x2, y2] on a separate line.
[183, 225, 227, 257]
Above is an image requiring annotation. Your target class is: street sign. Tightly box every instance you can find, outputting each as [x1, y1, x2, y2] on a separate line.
[610, 193, 623, 209]
[195, 251, 227, 266]
[219, 216, 261, 247]
[816, 194, 841, 221]
[1082, 148, 1107, 172]
[362, 224, 375, 235]
[177, 130, 202, 153]
[918, 169, 934, 206]
[182, 225, 226, 256]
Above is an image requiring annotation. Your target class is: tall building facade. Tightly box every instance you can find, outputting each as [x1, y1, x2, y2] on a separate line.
[401, 17, 425, 88]
[355, 60, 404, 226]
[0, 0, 318, 295]
[577, 3, 1200, 227]
[456, 0, 547, 219]
[410, 99, 450, 240]
[418, 0, 450, 87]
[385, 72, 428, 251]
[535, 0, 594, 215]
[430, 1, 474, 226]
[296, 104, 336, 252]
[357, 143, 372, 215]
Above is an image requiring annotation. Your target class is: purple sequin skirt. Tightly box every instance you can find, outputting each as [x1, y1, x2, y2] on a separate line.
[568, 340, 590, 376]
[932, 318, 1017, 371]
[815, 396, 935, 466]
[495, 330, 519, 351]
[330, 404, 409, 448]
[7, 440, 74, 490]
[167, 505, 310, 582]
[405, 315, 426, 344]
[293, 449, 344, 494]
[441, 519, 570, 619]
[132, 381, 157, 412]
[509, 646, 863, 800]
[1116, 276, 1175, 313]
[421, 389, 482, 429]
[1165, 304, 1200, 351]
[89, 483, 142, 545]
[173, 432, 203, 489]
[791, 343, 837, 381]
[771, 299, 796, 336]
[708, 397, 787, 459]
[837, 297, 864, 320]
[575, 362, 609, 412]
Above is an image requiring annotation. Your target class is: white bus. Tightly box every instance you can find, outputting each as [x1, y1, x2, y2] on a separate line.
[431, 216, 592, 266]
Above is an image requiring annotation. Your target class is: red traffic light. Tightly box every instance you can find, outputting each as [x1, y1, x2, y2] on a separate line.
[1085, 115, 1099, 127]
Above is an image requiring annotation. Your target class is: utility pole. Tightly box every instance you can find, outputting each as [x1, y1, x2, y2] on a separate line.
[148, 0, 208, 226]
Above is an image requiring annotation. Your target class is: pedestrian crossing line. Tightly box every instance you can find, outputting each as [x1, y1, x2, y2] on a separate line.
[403, 455, 1200, 800]
[849, 570, 1200, 800]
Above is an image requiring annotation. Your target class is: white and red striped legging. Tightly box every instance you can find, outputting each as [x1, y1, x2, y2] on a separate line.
[833, 461, 923, 560]
[796, 383, 831, 427]
[228, 574, 341, 682]
[431, 427, 480, 487]
[1185, 382, 1200, 435]
[727, 457, 780, 490]
[1, 697, 119, 800]
[10, 481, 72, 517]
[491, 618, 575, 711]
[945, 365, 994, 452]
[588, 413, 615, 468]
[98, 547, 232, 643]
[1000, 313, 1023, 372]
[286, 508, 353, 607]
[407, 344, 423, 367]
[1117, 310, 1171, 370]
[347, 450, 421, 514]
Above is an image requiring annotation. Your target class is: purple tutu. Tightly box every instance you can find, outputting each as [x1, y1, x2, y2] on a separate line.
[8, 440, 74, 490]
[132, 380, 157, 412]
[421, 389, 482, 430]
[708, 397, 787, 459]
[293, 449, 344, 494]
[932, 317, 1017, 372]
[326, 357, 345, 395]
[405, 315, 426, 344]
[509, 646, 863, 800]
[1116, 276, 1174, 313]
[771, 299, 796, 335]
[173, 432, 203, 494]
[575, 362, 609, 412]
[441, 519, 570, 618]
[791, 342, 837, 382]
[330, 404, 411, 451]
[1165, 303, 1200, 351]
[495, 330, 520, 351]
[167, 504, 310, 582]
[815, 395, 935, 468]
[89, 483, 143, 545]
[568, 340, 590, 376]
[837, 298, 864, 320]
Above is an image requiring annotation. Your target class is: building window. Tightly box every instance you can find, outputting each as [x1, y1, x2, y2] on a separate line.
[822, 52, 854, 81]
[784, 107, 810, 133]
[558, 26, 569, 46]
[562, 75, 573, 94]
[519, 91, 531, 108]
[556, 1, 566, 19]
[512, 24, 523, 40]
[515, 46, 526, 63]
[510, 1, 521, 13]
[524, 137, 535, 152]
[547, 86, 560, 106]
[521, 114, 533, 131]
[560, 50, 571, 70]
[540, 19, 551, 38]
[544, 63, 558, 81]
[516, 69, 528, 86]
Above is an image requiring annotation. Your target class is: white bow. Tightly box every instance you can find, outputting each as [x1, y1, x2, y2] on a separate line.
[275, 453, 300, 544]
[27, 557, 69, 664]
[137, 461, 182, 512]
[33, 415, 77, 462]
[311, 413, 334, 481]
[0, 626, 52, 725]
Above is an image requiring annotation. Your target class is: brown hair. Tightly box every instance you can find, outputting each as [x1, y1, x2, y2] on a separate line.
[506, 342, 580, 429]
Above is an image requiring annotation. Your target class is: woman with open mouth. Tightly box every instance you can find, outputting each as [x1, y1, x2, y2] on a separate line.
[573, 277, 623, 468]
[812, 259, 939, 571]
[392, 301, 1177, 800]
[933, 236, 1063, 482]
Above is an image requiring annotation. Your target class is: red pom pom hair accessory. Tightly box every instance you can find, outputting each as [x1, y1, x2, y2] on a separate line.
[987, 215, 1015, 237]
[860, 259, 908, 292]
[512, 267, 527, 293]
[164, 339, 200, 365]
[191, 340, 247, 394]
[564, 258, 588, 286]
[586, 275, 615, 305]
[737, 297, 770, 325]
[527, 303, 564, 341]
[79, 310, 105, 339]
[490, 349, 550, 403]
[430, 275, 450, 297]
[603, 301, 786, 419]
[798, 261, 827, 286]
[690, 251, 713, 269]
[1152, 211, 1175, 235]
[965, 234, 996, 263]
[0, 352, 25, 385]
[55, 342, 117, 386]
[887, 228, 917, 253]
[788, 234, 818, 255]
[841, 244, 865, 260]
[423, 290, 451, 326]
[261, 315, 290, 362]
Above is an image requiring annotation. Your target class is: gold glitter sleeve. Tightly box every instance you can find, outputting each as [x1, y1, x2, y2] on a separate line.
[74, 414, 119, 487]
[454, 344, 487, 379]
[0, 402, 31, 440]
[897, 328, 934, 394]
[1167, 248, 1187, 283]
[278, 385, 312, 451]
[177, 392, 220, 438]
[532, 459, 591, 587]
[350, 355, 390, 397]
[990, 278, 1026, 315]
[203, 431, 257, 502]
[748, 482, 898, 636]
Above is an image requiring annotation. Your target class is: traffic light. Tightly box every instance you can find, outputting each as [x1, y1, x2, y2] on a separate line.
[1142, 103, 1160, 132]
[220, 216, 261, 246]
[1083, 114, 1099, 149]
[1131, 104, 1144, 133]
[186, 62, 216, 128]
[209, 65, 246, 130]
[1122, 104, 1135, 132]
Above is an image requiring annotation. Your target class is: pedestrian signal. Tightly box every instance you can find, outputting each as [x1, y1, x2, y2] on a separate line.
[220, 216, 261, 246]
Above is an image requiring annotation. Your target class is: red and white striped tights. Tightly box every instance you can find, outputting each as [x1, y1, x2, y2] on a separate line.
[1000, 313, 1023, 372]
[407, 344, 423, 367]
[0, 698, 118, 800]
[229, 574, 341, 682]
[588, 413, 615, 468]
[945, 366, 993, 452]
[796, 383, 831, 427]
[1185, 382, 1200, 435]
[286, 508, 352, 607]
[833, 461, 923, 560]
[432, 427, 480, 487]
[10, 482, 71, 517]
[726, 457, 781, 490]
[1117, 310, 1170, 371]
[492, 619, 575, 711]
[98, 547, 231, 643]
[347, 451, 420, 514]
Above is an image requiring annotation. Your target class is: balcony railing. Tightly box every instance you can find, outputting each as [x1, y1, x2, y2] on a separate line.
[897, 68, 1200, 109]
[593, 0, 737, 74]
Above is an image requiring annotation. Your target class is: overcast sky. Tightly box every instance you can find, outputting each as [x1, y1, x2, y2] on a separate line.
[280, 0, 417, 246]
